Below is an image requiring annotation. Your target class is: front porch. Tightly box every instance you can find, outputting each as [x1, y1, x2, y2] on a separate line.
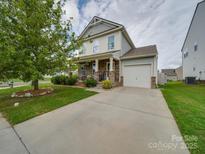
[78, 57, 120, 84]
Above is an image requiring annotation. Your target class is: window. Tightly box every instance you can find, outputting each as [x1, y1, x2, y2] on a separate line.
[184, 52, 188, 58]
[79, 44, 86, 55]
[194, 43, 198, 51]
[93, 40, 99, 53]
[193, 67, 196, 71]
[108, 35, 114, 50]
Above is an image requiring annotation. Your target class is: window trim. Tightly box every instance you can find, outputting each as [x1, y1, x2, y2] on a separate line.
[108, 35, 115, 50]
[194, 43, 198, 52]
[93, 40, 100, 53]
[184, 52, 188, 58]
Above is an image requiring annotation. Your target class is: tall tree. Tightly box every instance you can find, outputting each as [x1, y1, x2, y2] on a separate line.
[0, 0, 78, 90]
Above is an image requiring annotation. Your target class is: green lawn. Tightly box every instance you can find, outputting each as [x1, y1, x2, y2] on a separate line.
[0, 84, 97, 125]
[160, 82, 205, 154]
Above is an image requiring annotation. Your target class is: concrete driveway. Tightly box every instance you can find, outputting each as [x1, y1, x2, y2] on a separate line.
[14, 87, 189, 154]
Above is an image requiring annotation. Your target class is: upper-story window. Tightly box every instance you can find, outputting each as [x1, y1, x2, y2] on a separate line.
[194, 43, 198, 51]
[183, 48, 188, 58]
[184, 52, 188, 58]
[108, 35, 115, 50]
[93, 40, 99, 53]
[79, 44, 86, 55]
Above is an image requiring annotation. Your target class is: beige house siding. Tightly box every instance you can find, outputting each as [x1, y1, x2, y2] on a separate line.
[176, 66, 183, 80]
[81, 31, 121, 56]
[83, 22, 116, 37]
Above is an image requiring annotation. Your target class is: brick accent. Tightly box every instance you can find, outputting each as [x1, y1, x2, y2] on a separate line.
[115, 60, 119, 82]
[120, 76, 123, 86]
[94, 71, 99, 81]
[151, 76, 156, 88]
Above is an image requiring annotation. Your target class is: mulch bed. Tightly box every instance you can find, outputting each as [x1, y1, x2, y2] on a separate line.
[75, 82, 86, 87]
[12, 88, 53, 98]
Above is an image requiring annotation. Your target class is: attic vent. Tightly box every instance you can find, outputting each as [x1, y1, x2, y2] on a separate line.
[94, 18, 99, 22]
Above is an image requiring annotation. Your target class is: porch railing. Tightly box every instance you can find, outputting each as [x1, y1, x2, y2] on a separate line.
[98, 71, 109, 81]
[80, 71, 115, 82]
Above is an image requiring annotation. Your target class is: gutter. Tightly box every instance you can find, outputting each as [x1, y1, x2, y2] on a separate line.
[120, 54, 157, 60]
[81, 27, 123, 41]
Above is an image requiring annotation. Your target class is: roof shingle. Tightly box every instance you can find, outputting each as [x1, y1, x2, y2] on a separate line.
[121, 45, 158, 59]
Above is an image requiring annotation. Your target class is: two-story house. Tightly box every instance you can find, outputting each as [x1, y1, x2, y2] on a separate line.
[77, 16, 158, 88]
[182, 0, 205, 81]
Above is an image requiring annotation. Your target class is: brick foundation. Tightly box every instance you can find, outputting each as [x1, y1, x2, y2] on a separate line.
[94, 71, 99, 81]
[151, 76, 156, 88]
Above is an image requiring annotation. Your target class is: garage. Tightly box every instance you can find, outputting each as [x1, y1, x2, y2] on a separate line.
[120, 45, 158, 89]
[123, 64, 151, 88]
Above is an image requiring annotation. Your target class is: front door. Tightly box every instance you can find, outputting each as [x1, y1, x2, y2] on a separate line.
[106, 62, 110, 79]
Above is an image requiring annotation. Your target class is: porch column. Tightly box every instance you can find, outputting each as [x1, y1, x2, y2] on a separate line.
[109, 57, 115, 83]
[109, 57, 113, 71]
[95, 59, 99, 72]
[94, 59, 99, 81]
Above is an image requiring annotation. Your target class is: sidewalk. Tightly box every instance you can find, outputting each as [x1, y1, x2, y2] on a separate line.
[0, 114, 28, 154]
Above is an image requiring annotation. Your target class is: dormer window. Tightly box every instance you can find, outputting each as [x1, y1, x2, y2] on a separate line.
[93, 40, 99, 53]
[108, 35, 114, 50]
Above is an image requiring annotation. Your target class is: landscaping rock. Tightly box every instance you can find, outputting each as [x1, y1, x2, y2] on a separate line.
[40, 92, 47, 96]
[14, 102, 19, 107]
[24, 93, 33, 97]
[11, 93, 16, 98]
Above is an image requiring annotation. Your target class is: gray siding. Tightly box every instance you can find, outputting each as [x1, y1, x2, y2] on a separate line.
[121, 33, 132, 56]
[182, 1, 205, 80]
[83, 23, 115, 38]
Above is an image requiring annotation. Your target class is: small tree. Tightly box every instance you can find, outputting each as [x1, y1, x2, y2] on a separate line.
[0, 0, 79, 90]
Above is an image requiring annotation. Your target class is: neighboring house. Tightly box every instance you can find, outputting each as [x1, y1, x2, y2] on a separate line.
[77, 16, 158, 88]
[158, 71, 167, 85]
[159, 66, 183, 83]
[161, 69, 177, 81]
[182, 0, 205, 80]
[175, 66, 183, 80]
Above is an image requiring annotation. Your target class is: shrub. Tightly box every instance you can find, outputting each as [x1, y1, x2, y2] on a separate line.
[84, 76, 97, 87]
[51, 75, 78, 85]
[102, 80, 112, 89]
[51, 75, 65, 84]
[65, 75, 78, 85]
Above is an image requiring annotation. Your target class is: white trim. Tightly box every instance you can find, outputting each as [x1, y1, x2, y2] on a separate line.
[83, 27, 122, 41]
[95, 59, 99, 72]
[107, 35, 115, 51]
[123, 63, 152, 67]
[121, 54, 157, 60]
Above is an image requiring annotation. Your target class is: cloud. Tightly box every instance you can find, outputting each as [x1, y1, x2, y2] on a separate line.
[65, 0, 201, 69]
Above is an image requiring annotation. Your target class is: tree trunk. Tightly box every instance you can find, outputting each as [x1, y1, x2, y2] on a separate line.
[32, 80, 39, 90]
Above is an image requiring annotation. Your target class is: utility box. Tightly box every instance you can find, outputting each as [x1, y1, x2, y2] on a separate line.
[185, 77, 196, 84]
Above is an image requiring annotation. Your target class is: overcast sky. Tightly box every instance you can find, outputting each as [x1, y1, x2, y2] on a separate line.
[65, 0, 201, 69]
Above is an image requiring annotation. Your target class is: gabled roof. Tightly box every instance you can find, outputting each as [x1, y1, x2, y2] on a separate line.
[121, 45, 157, 59]
[78, 16, 135, 48]
[181, 0, 205, 52]
[78, 16, 122, 39]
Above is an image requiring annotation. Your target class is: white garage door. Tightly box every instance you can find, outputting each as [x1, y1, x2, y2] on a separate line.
[123, 64, 151, 88]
